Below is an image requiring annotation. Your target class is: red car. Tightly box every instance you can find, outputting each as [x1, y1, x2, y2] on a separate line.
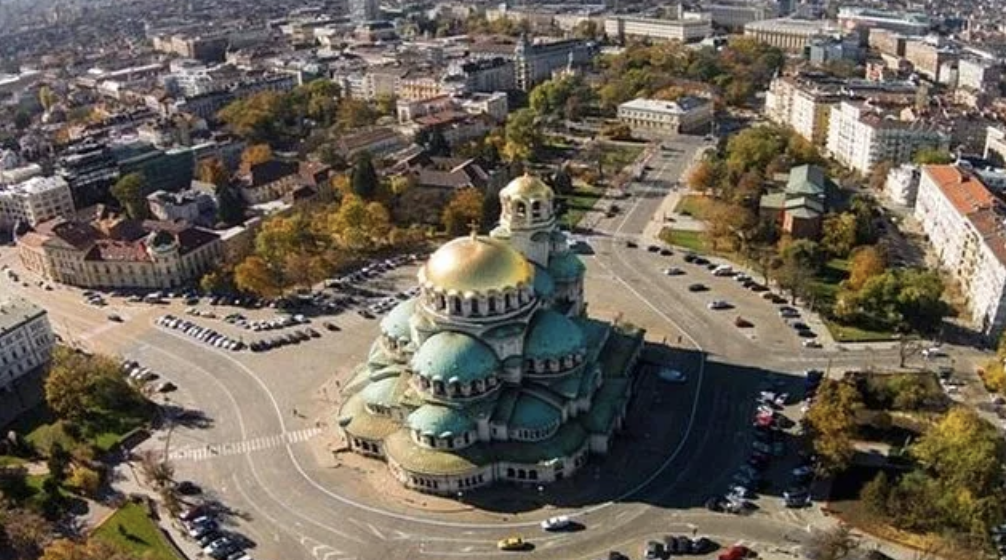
[718, 545, 754, 560]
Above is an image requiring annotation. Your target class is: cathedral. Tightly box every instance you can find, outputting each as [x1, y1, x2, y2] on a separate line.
[336, 173, 643, 495]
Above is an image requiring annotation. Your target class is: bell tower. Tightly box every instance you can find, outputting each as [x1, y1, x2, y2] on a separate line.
[493, 174, 555, 267]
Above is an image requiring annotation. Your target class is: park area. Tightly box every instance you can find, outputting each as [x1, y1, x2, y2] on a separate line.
[93, 500, 182, 560]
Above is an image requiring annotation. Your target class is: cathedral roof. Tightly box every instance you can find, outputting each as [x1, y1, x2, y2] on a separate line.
[500, 173, 554, 201]
[407, 404, 475, 438]
[525, 309, 584, 359]
[380, 298, 415, 341]
[548, 251, 586, 282]
[420, 235, 533, 294]
[411, 331, 498, 383]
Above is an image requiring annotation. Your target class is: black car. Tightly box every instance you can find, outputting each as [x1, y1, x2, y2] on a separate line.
[683, 253, 697, 263]
[690, 537, 716, 554]
[323, 321, 341, 332]
[176, 480, 202, 495]
[643, 541, 663, 560]
[647, 245, 660, 252]
[625, 240, 638, 248]
[659, 248, 673, 256]
[603, 552, 629, 560]
[694, 256, 710, 265]
[705, 496, 726, 512]
[687, 283, 708, 292]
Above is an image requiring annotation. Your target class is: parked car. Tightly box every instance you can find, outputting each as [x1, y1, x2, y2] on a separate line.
[688, 283, 708, 292]
[657, 368, 686, 383]
[497, 536, 527, 551]
[719, 545, 754, 560]
[734, 316, 753, 328]
[707, 300, 731, 310]
[663, 267, 685, 276]
[540, 516, 571, 531]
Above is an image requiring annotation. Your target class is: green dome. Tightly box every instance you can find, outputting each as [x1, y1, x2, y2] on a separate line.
[380, 299, 415, 341]
[510, 393, 562, 431]
[411, 331, 499, 383]
[360, 376, 399, 408]
[525, 309, 584, 359]
[533, 266, 555, 298]
[548, 252, 585, 281]
[407, 404, 475, 437]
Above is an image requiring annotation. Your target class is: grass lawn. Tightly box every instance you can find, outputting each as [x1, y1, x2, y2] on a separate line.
[94, 502, 181, 560]
[673, 195, 713, 219]
[558, 184, 605, 228]
[824, 319, 898, 343]
[597, 142, 645, 172]
[11, 404, 150, 455]
[659, 227, 706, 252]
[0, 455, 27, 467]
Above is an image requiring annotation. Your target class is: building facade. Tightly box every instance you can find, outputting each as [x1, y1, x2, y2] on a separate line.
[913, 166, 1006, 338]
[17, 216, 223, 290]
[617, 97, 713, 134]
[349, 0, 380, 23]
[826, 101, 948, 174]
[0, 296, 55, 428]
[0, 176, 75, 231]
[513, 36, 593, 92]
[743, 18, 837, 53]
[884, 163, 921, 207]
[603, 15, 712, 43]
[985, 126, 1006, 166]
[337, 174, 643, 494]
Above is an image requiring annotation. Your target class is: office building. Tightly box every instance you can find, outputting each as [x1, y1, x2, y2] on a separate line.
[603, 14, 712, 43]
[705, 1, 778, 30]
[0, 296, 55, 428]
[0, 176, 75, 231]
[617, 97, 714, 134]
[837, 7, 931, 36]
[349, 0, 380, 24]
[17, 213, 224, 290]
[743, 18, 837, 53]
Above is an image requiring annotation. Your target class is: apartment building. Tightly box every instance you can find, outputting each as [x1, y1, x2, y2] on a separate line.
[826, 101, 948, 174]
[0, 176, 75, 231]
[705, 1, 778, 30]
[913, 166, 1006, 337]
[957, 57, 1002, 92]
[985, 125, 1006, 166]
[765, 76, 838, 146]
[743, 18, 837, 53]
[884, 163, 921, 206]
[0, 296, 54, 427]
[837, 7, 931, 35]
[904, 38, 957, 81]
[603, 14, 712, 43]
[617, 97, 713, 134]
[17, 214, 224, 290]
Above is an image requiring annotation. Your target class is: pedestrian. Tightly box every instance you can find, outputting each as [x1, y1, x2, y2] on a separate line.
[691, 527, 697, 538]
[292, 407, 298, 417]
[677, 335, 682, 344]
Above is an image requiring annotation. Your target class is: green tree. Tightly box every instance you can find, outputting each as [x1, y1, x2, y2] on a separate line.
[550, 166, 573, 195]
[861, 471, 892, 515]
[805, 379, 862, 476]
[46, 443, 70, 485]
[215, 184, 245, 226]
[196, 157, 229, 188]
[442, 187, 485, 236]
[217, 91, 288, 141]
[44, 348, 136, 423]
[416, 127, 450, 157]
[725, 127, 786, 175]
[821, 212, 859, 257]
[233, 256, 282, 298]
[913, 148, 955, 165]
[336, 98, 377, 131]
[774, 239, 824, 304]
[502, 109, 541, 164]
[110, 173, 148, 219]
[38, 86, 57, 112]
[351, 152, 379, 199]
[240, 144, 273, 172]
[846, 245, 886, 291]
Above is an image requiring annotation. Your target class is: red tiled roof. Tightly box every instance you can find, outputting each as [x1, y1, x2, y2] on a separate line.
[924, 165, 1006, 265]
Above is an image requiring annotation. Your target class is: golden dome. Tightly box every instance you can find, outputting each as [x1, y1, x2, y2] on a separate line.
[500, 173, 554, 200]
[420, 236, 533, 294]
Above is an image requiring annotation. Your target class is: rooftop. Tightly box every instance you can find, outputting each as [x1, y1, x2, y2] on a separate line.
[619, 96, 710, 114]
[0, 296, 46, 336]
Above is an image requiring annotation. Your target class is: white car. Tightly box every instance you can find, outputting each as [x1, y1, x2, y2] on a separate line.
[802, 340, 822, 348]
[712, 265, 734, 276]
[540, 516, 571, 531]
[922, 347, 945, 359]
[707, 300, 731, 310]
[663, 267, 685, 276]
[658, 368, 687, 383]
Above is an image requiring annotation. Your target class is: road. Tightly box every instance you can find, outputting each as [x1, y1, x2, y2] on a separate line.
[0, 135, 980, 560]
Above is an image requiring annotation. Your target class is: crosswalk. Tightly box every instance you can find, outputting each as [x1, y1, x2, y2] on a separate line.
[169, 427, 322, 462]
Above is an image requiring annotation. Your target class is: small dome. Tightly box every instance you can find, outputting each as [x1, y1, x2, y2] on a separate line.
[501, 173, 554, 200]
[548, 252, 585, 282]
[510, 393, 562, 431]
[412, 331, 498, 383]
[361, 376, 399, 408]
[420, 236, 533, 294]
[533, 266, 555, 298]
[380, 298, 415, 341]
[407, 404, 475, 437]
[525, 309, 584, 359]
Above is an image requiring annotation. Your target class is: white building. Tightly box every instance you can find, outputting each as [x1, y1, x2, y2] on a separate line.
[914, 166, 1006, 338]
[957, 57, 1001, 92]
[617, 97, 713, 134]
[985, 125, 1006, 166]
[765, 76, 839, 147]
[0, 176, 75, 231]
[349, 0, 380, 24]
[826, 101, 948, 175]
[603, 14, 712, 43]
[0, 296, 55, 426]
[743, 18, 838, 53]
[884, 163, 920, 206]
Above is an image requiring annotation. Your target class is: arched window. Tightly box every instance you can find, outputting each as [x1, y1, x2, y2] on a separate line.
[529, 470, 538, 480]
[487, 295, 497, 314]
[451, 296, 462, 314]
[531, 200, 541, 218]
[470, 298, 480, 316]
[507, 467, 515, 478]
[515, 201, 527, 218]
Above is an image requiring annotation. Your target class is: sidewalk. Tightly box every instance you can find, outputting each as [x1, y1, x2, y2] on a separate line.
[111, 460, 200, 559]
